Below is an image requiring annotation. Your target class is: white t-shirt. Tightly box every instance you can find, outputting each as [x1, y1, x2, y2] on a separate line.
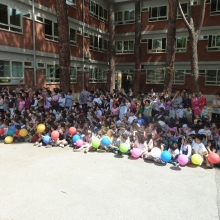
[134, 140, 147, 152]
[168, 148, 180, 156]
[192, 141, 207, 156]
[128, 115, 137, 124]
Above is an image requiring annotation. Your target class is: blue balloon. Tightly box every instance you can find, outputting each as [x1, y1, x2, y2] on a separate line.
[10, 125, 16, 130]
[160, 151, 172, 162]
[101, 137, 111, 147]
[7, 129, 15, 136]
[72, 134, 80, 143]
[43, 135, 51, 144]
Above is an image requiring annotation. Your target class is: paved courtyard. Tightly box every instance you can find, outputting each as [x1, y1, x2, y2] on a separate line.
[0, 143, 219, 220]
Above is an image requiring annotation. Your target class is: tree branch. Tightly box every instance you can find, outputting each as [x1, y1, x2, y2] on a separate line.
[195, 0, 206, 36]
[176, 0, 192, 31]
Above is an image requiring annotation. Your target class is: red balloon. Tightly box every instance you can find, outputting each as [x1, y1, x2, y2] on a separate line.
[0, 128, 4, 135]
[208, 153, 220, 164]
[69, 127, 76, 135]
[51, 131, 59, 140]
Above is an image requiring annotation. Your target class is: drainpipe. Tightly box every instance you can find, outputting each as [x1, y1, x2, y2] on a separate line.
[82, 0, 85, 89]
[32, 0, 36, 86]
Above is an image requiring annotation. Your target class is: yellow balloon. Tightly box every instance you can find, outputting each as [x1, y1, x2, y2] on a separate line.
[5, 136, 13, 144]
[191, 154, 203, 165]
[37, 124, 45, 133]
[19, 129, 28, 137]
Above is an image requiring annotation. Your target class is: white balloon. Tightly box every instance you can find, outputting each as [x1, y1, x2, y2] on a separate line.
[151, 147, 161, 158]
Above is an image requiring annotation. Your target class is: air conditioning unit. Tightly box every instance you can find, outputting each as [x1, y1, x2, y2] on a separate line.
[84, 51, 91, 59]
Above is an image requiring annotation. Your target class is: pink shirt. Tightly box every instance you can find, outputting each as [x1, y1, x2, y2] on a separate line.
[111, 107, 119, 115]
[18, 101, 25, 111]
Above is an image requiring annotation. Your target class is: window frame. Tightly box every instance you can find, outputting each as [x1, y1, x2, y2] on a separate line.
[89, 0, 108, 23]
[208, 34, 220, 51]
[148, 38, 167, 53]
[0, 59, 24, 84]
[115, 40, 134, 54]
[173, 70, 185, 85]
[146, 69, 165, 84]
[44, 19, 58, 42]
[69, 27, 77, 46]
[115, 10, 135, 25]
[176, 37, 187, 52]
[66, 0, 76, 7]
[149, 5, 168, 22]
[89, 35, 108, 53]
[0, 3, 23, 33]
[210, 0, 220, 15]
[177, 2, 188, 19]
[89, 67, 107, 83]
[205, 70, 220, 85]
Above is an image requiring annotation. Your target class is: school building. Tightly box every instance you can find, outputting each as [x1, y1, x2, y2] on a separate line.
[0, 0, 219, 94]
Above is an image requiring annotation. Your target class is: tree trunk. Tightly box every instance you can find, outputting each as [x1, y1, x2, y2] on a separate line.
[133, 0, 141, 96]
[164, 0, 177, 94]
[189, 32, 200, 93]
[55, 0, 70, 94]
[108, 0, 115, 92]
[177, 0, 206, 94]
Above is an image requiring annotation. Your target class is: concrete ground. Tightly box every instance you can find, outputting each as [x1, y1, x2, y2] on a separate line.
[0, 143, 219, 220]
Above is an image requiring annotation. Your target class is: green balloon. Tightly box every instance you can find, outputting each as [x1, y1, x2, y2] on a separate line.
[119, 143, 129, 153]
[92, 138, 101, 148]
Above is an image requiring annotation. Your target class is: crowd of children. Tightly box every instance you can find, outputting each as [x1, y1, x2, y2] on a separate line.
[0, 85, 220, 168]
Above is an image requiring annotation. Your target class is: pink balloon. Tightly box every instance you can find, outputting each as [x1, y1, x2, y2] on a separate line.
[132, 148, 141, 159]
[76, 139, 83, 147]
[51, 131, 59, 140]
[178, 154, 188, 166]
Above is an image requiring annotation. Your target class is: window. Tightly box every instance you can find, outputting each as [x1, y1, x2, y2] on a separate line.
[177, 3, 188, 18]
[46, 64, 60, 83]
[70, 28, 76, 46]
[45, 19, 58, 41]
[148, 38, 166, 53]
[173, 70, 185, 84]
[211, 0, 220, 15]
[146, 69, 165, 84]
[149, 6, 167, 21]
[124, 10, 135, 23]
[89, 68, 107, 83]
[208, 35, 220, 50]
[0, 4, 22, 33]
[70, 67, 77, 83]
[89, 1, 108, 22]
[23, 12, 31, 18]
[116, 40, 134, 54]
[89, 35, 108, 53]
[206, 70, 220, 85]
[176, 37, 187, 52]
[66, 0, 76, 7]
[115, 10, 135, 25]
[0, 60, 23, 84]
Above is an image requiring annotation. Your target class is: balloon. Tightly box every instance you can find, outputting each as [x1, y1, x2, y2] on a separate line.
[119, 143, 129, 153]
[5, 136, 13, 144]
[101, 136, 111, 147]
[69, 127, 76, 135]
[151, 148, 161, 158]
[43, 135, 51, 144]
[178, 154, 189, 166]
[76, 139, 84, 147]
[191, 154, 203, 165]
[132, 148, 141, 158]
[208, 153, 220, 164]
[10, 125, 15, 130]
[72, 134, 81, 143]
[51, 131, 59, 140]
[19, 129, 28, 137]
[92, 138, 101, 148]
[7, 129, 15, 136]
[0, 128, 4, 135]
[37, 124, 45, 133]
[160, 151, 172, 162]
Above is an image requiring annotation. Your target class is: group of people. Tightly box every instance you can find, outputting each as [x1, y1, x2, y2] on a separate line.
[0, 84, 220, 168]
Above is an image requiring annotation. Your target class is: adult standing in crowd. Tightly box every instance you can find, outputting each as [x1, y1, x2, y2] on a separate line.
[80, 87, 89, 109]
[212, 94, 220, 121]
[171, 90, 183, 119]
